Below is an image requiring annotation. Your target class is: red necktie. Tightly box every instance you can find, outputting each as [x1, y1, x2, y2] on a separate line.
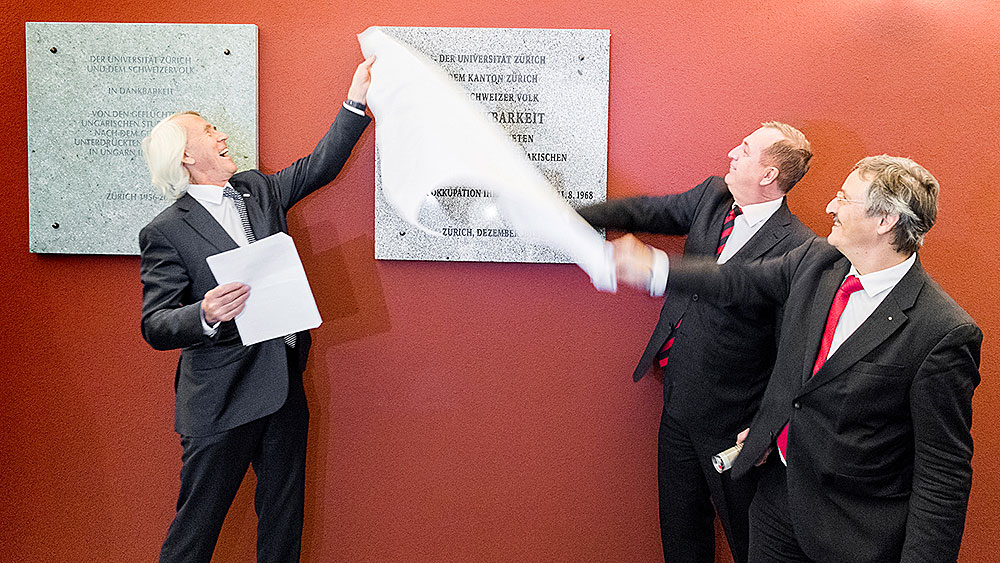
[775, 275, 863, 459]
[655, 206, 745, 368]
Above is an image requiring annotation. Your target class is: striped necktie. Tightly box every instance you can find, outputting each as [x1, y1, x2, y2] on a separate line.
[223, 186, 297, 348]
[655, 204, 745, 368]
[717, 205, 743, 256]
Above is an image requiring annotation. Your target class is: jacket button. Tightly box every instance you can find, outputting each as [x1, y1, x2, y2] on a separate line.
[793, 401, 801, 409]
[692, 294, 699, 301]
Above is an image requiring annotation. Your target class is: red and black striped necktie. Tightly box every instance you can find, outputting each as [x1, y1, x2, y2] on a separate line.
[655, 204, 744, 368]
[716, 205, 743, 256]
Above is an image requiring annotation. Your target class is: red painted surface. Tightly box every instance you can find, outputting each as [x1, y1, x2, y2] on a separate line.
[1, 1, 997, 561]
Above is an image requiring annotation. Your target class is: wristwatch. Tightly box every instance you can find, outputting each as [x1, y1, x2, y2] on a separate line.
[344, 99, 367, 112]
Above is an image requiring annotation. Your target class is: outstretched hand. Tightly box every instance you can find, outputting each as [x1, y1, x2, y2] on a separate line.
[347, 56, 375, 105]
[610, 234, 654, 291]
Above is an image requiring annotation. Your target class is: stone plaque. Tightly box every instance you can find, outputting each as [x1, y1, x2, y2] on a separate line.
[374, 27, 609, 263]
[26, 22, 258, 254]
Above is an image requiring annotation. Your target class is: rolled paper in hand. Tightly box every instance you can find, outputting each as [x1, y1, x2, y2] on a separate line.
[712, 443, 744, 473]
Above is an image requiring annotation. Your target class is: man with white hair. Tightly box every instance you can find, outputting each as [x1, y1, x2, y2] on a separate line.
[140, 58, 373, 563]
[612, 156, 982, 562]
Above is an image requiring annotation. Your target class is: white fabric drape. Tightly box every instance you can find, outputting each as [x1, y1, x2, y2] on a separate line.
[358, 27, 616, 292]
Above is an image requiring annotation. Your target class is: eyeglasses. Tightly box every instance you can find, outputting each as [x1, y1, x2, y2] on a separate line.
[834, 191, 866, 206]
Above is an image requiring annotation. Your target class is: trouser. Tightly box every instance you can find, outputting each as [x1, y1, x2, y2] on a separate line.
[658, 410, 758, 563]
[747, 456, 814, 563]
[160, 358, 309, 563]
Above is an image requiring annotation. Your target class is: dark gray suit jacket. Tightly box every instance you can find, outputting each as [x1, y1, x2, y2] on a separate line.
[670, 238, 982, 562]
[579, 176, 814, 441]
[140, 107, 370, 437]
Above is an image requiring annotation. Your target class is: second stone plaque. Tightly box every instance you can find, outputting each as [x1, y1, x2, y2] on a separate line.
[374, 26, 609, 263]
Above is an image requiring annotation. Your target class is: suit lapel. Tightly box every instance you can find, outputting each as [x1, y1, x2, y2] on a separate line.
[800, 257, 926, 395]
[694, 197, 734, 254]
[800, 257, 852, 383]
[728, 200, 793, 264]
[177, 193, 239, 253]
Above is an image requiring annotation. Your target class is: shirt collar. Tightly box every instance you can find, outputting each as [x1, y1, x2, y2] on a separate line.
[848, 253, 917, 298]
[186, 182, 232, 206]
[735, 196, 783, 228]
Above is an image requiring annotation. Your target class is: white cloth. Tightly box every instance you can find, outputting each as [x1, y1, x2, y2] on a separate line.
[357, 27, 616, 292]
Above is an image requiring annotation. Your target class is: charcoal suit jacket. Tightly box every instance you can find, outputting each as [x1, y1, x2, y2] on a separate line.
[578, 176, 814, 440]
[670, 238, 982, 562]
[140, 107, 370, 437]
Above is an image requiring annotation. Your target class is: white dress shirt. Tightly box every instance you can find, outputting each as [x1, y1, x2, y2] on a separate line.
[648, 197, 785, 297]
[716, 197, 784, 264]
[186, 182, 252, 247]
[824, 253, 916, 360]
[186, 182, 251, 335]
[342, 101, 366, 116]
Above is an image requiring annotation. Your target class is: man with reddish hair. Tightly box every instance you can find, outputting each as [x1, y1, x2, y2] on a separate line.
[579, 122, 814, 562]
[612, 156, 981, 562]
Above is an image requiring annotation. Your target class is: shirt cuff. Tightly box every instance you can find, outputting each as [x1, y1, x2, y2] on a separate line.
[343, 101, 366, 116]
[649, 248, 669, 297]
[200, 305, 220, 336]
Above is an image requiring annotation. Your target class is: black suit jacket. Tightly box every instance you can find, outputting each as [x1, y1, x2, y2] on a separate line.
[670, 238, 982, 562]
[579, 177, 814, 440]
[140, 107, 371, 437]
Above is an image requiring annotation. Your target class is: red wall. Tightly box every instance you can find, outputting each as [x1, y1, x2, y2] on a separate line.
[2, 1, 997, 561]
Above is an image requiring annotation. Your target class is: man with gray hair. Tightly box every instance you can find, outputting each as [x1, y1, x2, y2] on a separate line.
[140, 58, 373, 563]
[577, 122, 814, 563]
[612, 156, 982, 562]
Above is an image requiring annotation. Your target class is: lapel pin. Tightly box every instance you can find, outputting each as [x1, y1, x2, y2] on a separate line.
[888, 316, 893, 321]
[242, 193, 251, 198]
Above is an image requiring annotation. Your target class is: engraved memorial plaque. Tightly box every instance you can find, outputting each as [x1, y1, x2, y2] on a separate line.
[26, 22, 258, 254]
[374, 27, 609, 263]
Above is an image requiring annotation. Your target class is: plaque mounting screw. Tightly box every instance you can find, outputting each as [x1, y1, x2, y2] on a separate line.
[224, 49, 231, 55]
[52, 222, 59, 229]
[578, 55, 584, 61]
[50, 47, 57, 53]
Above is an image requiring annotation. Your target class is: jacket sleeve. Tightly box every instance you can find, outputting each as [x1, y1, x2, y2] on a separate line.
[900, 321, 982, 562]
[271, 106, 372, 210]
[576, 177, 716, 235]
[139, 223, 212, 351]
[667, 236, 815, 310]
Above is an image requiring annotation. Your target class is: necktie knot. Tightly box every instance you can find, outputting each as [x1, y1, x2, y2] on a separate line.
[222, 186, 241, 202]
[731, 205, 743, 218]
[840, 275, 863, 296]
